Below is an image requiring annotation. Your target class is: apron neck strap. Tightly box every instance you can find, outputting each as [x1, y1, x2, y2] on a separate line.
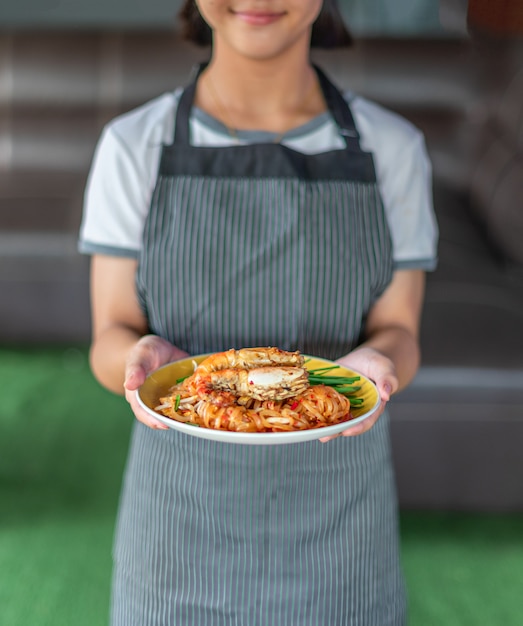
[312, 64, 362, 151]
[172, 62, 362, 151]
[172, 63, 205, 146]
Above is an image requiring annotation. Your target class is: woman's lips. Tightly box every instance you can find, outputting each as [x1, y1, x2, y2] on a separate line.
[232, 11, 285, 26]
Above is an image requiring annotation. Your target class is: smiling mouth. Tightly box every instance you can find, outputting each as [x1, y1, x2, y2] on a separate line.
[231, 10, 286, 26]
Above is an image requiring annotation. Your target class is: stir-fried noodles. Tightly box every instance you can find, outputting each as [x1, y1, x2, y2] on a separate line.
[154, 348, 357, 433]
[155, 378, 354, 433]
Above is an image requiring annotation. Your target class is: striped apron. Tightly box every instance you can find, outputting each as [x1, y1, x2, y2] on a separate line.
[111, 68, 406, 626]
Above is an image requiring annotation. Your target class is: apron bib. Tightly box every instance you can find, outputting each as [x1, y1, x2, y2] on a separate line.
[112, 67, 406, 626]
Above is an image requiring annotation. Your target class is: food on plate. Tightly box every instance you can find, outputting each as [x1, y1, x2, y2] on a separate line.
[154, 347, 362, 433]
[192, 366, 310, 405]
[194, 346, 305, 373]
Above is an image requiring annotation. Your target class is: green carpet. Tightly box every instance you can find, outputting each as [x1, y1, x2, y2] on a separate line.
[1, 346, 522, 626]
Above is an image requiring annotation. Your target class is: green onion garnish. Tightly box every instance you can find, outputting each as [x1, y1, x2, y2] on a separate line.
[308, 376, 360, 385]
[307, 364, 365, 408]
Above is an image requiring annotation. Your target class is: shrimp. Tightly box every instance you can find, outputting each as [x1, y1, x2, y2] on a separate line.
[195, 347, 305, 375]
[194, 366, 310, 406]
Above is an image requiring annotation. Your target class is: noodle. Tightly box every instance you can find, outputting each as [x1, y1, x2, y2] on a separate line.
[156, 380, 353, 433]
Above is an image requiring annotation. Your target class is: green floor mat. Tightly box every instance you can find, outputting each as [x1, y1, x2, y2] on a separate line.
[1, 346, 522, 626]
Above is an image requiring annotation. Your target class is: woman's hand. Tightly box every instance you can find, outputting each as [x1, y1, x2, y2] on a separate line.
[319, 347, 398, 443]
[319, 270, 425, 443]
[124, 335, 189, 429]
[88, 255, 189, 429]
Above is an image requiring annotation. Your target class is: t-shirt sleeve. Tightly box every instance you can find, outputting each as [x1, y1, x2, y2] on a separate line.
[381, 132, 438, 271]
[351, 94, 438, 271]
[78, 124, 152, 258]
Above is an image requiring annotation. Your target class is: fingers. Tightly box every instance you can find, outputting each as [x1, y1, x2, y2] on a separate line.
[318, 419, 371, 443]
[377, 379, 395, 403]
[124, 337, 160, 387]
[123, 335, 182, 430]
[124, 352, 151, 395]
[319, 400, 386, 443]
[124, 364, 147, 392]
[318, 418, 373, 443]
[336, 348, 398, 401]
[320, 348, 398, 444]
[126, 388, 170, 430]
[340, 410, 381, 437]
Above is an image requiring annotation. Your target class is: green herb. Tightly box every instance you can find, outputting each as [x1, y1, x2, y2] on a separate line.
[307, 365, 341, 375]
[307, 364, 365, 408]
[308, 375, 360, 385]
[174, 394, 181, 411]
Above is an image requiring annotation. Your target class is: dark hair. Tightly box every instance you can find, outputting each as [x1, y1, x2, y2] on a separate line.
[177, 0, 353, 49]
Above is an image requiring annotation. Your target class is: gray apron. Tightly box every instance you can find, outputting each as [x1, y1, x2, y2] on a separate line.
[111, 67, 406, 626]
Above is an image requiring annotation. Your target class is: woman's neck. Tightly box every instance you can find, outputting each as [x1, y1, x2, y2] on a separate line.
[194, 47, 326, 134]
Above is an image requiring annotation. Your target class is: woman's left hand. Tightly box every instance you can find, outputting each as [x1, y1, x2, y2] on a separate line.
[319, 347, 398, 443]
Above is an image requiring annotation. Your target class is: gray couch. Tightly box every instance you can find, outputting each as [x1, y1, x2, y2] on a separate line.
[1, 29, 522, 510]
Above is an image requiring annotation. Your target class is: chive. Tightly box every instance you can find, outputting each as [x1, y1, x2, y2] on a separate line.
[174, 394, 181, 411]
[307, 365, 341, 374]
[307, 365, 360, 380]
[308, 376, 361, 385]
[305, 363, 366, 408]
[336, 390, 363, 398]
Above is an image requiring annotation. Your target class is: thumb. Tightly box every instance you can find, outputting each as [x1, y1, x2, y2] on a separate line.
[124, 337, 161, 391]
[124, 360, 148, 392]
[378, 379, 395, 402]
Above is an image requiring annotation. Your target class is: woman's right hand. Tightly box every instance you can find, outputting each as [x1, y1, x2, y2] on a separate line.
[124, 334, 189, 429]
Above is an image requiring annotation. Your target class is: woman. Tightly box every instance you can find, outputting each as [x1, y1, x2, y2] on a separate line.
[79, 1, 437, 624]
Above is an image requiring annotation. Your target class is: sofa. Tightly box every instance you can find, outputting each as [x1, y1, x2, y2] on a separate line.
[1, 28, 522, 510]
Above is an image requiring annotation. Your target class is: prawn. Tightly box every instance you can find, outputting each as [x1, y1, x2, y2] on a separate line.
[195, 347, 305, 375]
[194, 366, 310, 406]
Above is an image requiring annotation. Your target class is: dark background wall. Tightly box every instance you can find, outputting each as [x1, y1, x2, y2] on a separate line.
[0, 0, 449, 35]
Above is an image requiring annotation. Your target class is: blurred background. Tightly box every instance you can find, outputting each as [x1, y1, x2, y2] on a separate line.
[1, 1, 522, 624]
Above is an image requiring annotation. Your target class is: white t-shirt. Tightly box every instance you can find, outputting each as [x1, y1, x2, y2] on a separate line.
[79, 88, 438, 270]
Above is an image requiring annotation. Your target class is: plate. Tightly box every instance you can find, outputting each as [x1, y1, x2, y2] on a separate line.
[137, 354, 381, 445]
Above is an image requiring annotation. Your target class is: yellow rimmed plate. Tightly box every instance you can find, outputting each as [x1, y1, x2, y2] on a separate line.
[137, 354, 381, 445]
